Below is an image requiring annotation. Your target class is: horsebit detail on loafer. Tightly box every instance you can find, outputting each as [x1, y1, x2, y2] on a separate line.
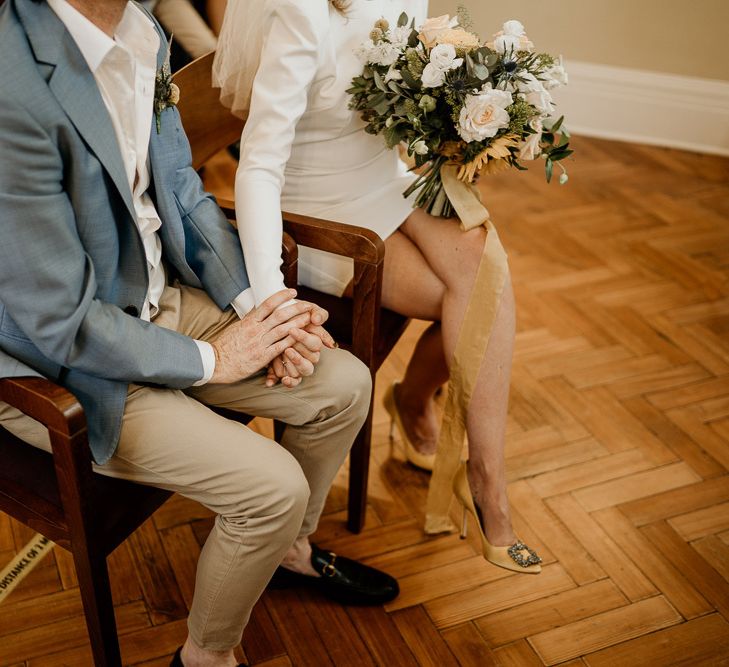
[507, 542, 542, 567]
[322, 551, 337, 577]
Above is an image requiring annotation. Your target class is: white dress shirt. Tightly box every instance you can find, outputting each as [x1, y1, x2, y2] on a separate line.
[47, 0, 252, 384]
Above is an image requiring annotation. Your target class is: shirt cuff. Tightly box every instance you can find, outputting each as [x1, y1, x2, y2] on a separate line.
[192, 339, 216, 386]
[231, 288, 255, 319]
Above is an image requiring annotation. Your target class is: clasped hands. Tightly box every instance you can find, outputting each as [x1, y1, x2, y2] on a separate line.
[210, 288, 335, 387]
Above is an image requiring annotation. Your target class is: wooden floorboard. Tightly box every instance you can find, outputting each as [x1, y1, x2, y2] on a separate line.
[2, 135, 729, 664]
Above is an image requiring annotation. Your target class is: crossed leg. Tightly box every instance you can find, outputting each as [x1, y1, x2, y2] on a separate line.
[379, 207, 517, 546]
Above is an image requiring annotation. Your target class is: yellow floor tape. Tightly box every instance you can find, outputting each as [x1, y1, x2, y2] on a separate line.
[0, 533, 55, 604]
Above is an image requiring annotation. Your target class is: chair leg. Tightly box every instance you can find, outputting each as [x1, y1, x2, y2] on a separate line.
[72, 545, 122, 667]
[347, 398, 374, 533]
[273, 419, 286, 443]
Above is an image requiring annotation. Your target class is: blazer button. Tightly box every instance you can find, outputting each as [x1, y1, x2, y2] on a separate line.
[124, 305, 140, 317]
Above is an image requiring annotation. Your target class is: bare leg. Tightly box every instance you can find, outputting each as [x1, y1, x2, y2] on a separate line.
[376, 231, 448, 453]
[397, 322, 449, 455]
[381, 209, 517, 545]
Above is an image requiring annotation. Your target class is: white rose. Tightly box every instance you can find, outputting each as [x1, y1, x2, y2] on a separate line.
[412, 139, 429, 155]
[516, 71, 544, 93]
[487, 30, 534, 53]
[518, 117, 542, 160]
[458, 88, 513, 142]
[492, 33, 521, 54]
[545, 61, 569, 89]
[422, 62, 446, 88]
[517, 72, 554, 114]
[418, 14, 459, 48]
[503, 20, 525, 36]
[525, 89, 554, 114]
[429, 43, 462, 71]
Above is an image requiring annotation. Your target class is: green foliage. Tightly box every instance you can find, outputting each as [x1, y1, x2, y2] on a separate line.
[506, 99, 534, 134]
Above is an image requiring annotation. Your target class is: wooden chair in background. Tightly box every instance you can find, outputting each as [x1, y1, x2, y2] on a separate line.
[174, 52, 410, 532]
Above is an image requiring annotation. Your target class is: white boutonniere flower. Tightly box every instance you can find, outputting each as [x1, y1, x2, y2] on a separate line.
[153, 36, 181, 134]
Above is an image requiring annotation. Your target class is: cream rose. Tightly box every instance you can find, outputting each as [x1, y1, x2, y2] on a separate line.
[435, 28, 481, 51]
[418, 14, 458, 48]
[458, 88, 513, 143]
[518, 117, 543, 160]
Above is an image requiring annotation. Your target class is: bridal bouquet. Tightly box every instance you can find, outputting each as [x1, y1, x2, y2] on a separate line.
[348, 12, 572, 220]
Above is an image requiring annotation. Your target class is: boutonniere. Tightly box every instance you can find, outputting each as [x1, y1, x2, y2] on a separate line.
[153, 36, 181, 134]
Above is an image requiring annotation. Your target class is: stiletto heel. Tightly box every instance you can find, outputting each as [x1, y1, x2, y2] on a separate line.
[460, 506, 468, 539]
[383, 382, 436, 472]
[453, 462, 542, 574]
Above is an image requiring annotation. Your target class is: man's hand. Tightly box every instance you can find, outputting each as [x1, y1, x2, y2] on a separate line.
[210, 289, 314, 384]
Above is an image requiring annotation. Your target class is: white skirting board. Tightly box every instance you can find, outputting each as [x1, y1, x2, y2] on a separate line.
[551, 61, 729, 157]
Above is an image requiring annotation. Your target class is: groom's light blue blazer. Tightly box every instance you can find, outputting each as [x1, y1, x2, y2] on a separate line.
[0, 0, 251, 463]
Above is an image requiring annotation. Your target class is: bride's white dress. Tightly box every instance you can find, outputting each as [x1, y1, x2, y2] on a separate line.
[235, 0, 428, 302]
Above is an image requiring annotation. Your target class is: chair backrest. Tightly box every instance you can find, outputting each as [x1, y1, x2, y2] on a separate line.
[173, 52, 245, 170]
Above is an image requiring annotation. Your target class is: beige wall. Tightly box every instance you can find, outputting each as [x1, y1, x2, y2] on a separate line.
[430, 0, 729, 82]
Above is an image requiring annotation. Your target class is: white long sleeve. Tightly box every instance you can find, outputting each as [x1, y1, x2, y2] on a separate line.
[235, 1, 328, 306]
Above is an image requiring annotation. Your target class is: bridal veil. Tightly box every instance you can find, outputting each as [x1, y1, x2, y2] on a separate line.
[212, 0, 274, 118]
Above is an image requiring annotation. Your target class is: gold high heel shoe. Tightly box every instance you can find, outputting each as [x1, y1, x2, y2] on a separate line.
[453, 462, 542, 574]
[383, 382, 436, 472]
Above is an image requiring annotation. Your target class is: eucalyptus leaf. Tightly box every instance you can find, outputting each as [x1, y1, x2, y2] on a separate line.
[473, 64, 489, 80]
[398, 11, 408, 27]
[368, 91, 387, 108]
[373, 70, 388, 92]
[545, 158, 553, 183]
[400, 68, 421, 90]
[374, 98, 392, 115]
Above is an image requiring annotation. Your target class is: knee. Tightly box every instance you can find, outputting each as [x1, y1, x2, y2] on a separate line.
[227, 452, 310, 532]
[266, 458, 311, 522]
[330, 350, 372, 418]
[458, 226, 488, 274]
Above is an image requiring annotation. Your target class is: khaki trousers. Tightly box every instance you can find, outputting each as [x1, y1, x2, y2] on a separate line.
[0, 284, 371, 650]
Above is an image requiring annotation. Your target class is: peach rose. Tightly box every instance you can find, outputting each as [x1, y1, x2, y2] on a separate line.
[418, 14, 458, 48]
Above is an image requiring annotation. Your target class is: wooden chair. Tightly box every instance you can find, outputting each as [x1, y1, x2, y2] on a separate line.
[0, 378, 171, 666]
[174, 52, 410, 532]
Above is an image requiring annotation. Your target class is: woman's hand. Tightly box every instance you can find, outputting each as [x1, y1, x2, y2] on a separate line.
[265, 327, 326, 387]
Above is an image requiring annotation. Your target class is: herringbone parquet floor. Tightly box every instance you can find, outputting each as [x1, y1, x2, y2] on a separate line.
[2, 135, 729, 666]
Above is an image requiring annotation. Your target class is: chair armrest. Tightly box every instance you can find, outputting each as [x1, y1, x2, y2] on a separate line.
[0, 377, 96, 532]
[0, 377, 85, 438]
[217, 198, 384, 266]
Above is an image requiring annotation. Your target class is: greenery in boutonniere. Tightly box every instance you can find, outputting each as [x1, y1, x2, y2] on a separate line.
[153, 36, 180, 134]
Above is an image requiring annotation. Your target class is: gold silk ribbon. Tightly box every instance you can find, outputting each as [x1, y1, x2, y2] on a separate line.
[423, 166, 509, 534]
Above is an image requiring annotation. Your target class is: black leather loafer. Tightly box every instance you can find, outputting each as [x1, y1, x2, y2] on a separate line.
[269, 543, 399, 605]
[170, 646, 247, 666]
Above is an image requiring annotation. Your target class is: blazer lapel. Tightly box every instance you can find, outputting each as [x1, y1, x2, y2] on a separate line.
[15, 0, 136, 222]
